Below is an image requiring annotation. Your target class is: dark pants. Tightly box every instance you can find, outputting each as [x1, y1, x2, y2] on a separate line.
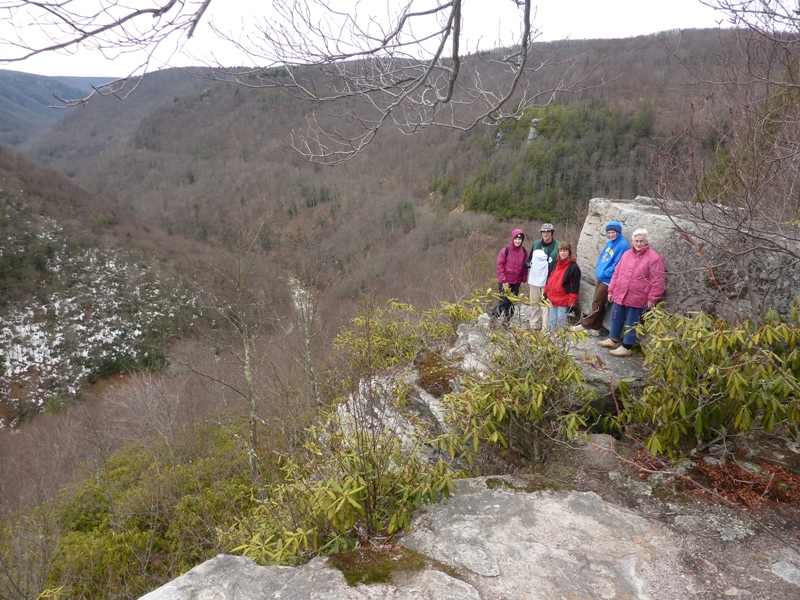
[581, 282, 609, 330]
[609, 303, 644, 348]
[492, 283, 521, 322]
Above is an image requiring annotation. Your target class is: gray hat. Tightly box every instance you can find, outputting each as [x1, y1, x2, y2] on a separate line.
[540, 223, 555, 232]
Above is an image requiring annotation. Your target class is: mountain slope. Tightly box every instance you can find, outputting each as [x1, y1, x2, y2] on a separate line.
[16, 29, 728, 225]
[0, 145, 203, 426]
[8, 30, 731, 301]
[0, 69, 104, 145]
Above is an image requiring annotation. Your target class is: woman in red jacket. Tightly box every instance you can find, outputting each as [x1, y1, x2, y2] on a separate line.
[544, 243, 581, 330]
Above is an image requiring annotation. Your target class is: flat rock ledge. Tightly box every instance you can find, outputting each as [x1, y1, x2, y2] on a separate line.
[140, 474, 800, 599]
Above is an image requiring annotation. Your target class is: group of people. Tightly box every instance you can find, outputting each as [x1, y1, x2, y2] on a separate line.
[491, 221, 665, 357]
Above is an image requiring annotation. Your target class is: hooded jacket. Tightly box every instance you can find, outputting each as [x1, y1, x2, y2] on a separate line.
[544, 255, 581, 308]
[595, 226, 630, 284]
[608, 244, 666, 308]
[496, 229, 528, 285]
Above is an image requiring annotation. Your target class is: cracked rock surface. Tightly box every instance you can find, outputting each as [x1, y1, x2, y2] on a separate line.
[141, 451, 800, 599]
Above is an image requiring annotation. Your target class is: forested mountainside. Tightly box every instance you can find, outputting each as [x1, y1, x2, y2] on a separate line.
[11, 29, 729, 296]
[0, 27, 748, 425]
[0, 27, 735, 427]
[0, 146, 206, 426]
[0, 70, 99, 146]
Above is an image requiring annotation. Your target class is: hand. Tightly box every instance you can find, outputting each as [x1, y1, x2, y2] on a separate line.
[607, 294, 613, 302]
[502, 283, 510, 292]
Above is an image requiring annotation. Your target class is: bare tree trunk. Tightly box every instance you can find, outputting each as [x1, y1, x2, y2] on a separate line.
[288, 277, 324, 407]
[242, 325, 259, 482]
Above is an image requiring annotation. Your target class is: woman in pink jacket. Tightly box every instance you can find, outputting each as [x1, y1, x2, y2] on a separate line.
[491, 228, 528, 326]
[597, 229, 666, 357]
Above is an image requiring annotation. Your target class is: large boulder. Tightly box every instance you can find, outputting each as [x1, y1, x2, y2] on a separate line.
[576, 197, 800, 324]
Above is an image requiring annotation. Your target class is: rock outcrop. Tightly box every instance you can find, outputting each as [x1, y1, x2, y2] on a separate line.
[141, 468, 800, 599]
[576, 197, 800, 324]
[138, 313, 800, 599]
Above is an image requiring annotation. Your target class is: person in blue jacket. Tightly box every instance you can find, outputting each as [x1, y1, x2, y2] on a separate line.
[576, 221, 629, 332]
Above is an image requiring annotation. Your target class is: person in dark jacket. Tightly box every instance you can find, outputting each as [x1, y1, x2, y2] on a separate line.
[544, 242, 581, 330]
[491, 229, 528, 326]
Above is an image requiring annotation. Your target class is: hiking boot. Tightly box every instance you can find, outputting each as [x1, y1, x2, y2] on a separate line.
[609, 346, 633, 357]
[597, 338, 621, 349]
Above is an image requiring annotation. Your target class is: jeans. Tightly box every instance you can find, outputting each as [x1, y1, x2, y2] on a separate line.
[550, 305, 570, 330]
[609, 303, 644, 347]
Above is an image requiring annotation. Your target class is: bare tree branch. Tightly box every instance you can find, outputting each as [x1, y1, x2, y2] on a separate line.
[649, 6, 800, 318]
[209, 0, 605, 163]
[0, 0, 210, 101]
[1, 0, 607, 162]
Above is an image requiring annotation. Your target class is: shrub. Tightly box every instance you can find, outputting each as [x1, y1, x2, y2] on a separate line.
[617, 305, 800, 456]
[222, 409, 456, 565]
[88, 214, 118, 231]
[32, 423, 255, 598]
[430, 175, 453, 197]
[47, 529, 173, 599]
[301, 185, 337, 208]
[440, 327, 595, 464]
[0, 509, 61, 600]
[419, 300, 479, 340]
[333, 298, 422, 376]
[57, 484, 110, 534]
[224, 297, 463, 565]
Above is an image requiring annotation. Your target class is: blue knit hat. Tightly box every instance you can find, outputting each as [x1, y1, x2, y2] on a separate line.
[606, 221, 622, 234]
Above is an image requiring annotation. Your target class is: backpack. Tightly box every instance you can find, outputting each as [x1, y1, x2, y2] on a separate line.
[505, 244, 528, 263]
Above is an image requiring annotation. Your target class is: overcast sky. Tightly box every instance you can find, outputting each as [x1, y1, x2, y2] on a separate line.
[3, 0, 728, 78]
